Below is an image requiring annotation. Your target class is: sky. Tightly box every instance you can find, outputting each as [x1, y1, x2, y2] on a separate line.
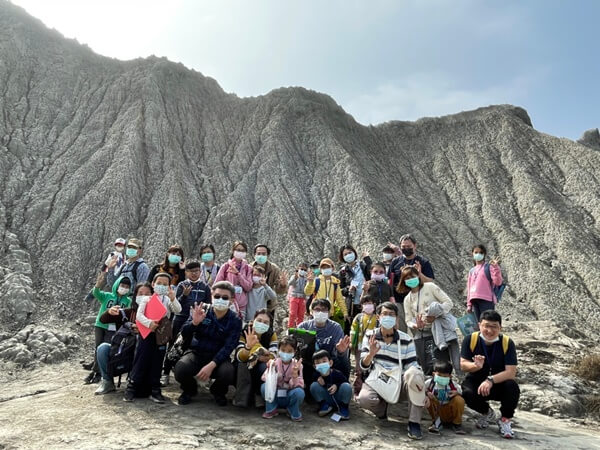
[10, 0, 600, 140]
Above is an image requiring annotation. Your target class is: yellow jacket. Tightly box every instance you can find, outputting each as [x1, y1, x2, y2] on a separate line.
[304, 275, 348, 317]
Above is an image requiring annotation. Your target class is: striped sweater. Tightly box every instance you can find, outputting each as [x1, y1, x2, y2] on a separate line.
[360, 327, 420, 372]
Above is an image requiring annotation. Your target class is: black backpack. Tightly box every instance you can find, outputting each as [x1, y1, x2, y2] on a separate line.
[107, 310, 137, 386]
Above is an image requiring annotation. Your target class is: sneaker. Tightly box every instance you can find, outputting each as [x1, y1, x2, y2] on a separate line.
[290, 414, 303, 422]
[338, 404, 350, 420]
[160, 374, 170, 387]
[318, 401, 333, 417]
[123, 390, 135, 402]
[497, 418, 514, 439]
[255, 394, 265, 408]
[262, 409, 279, 419]
[453, 423, 466, 435]
[94, 379, 116, 395]
[150, 391, 166, 404]
[476, 408, 497, 429]
[178, 393, 193, 405]
[407, 421, 423, 440]
[428, 422, 441, 434]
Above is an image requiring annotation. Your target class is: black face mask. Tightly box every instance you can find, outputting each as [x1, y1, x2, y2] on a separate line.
[401, 247, 414, 257]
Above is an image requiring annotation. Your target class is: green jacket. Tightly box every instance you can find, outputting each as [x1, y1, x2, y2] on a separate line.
[92, 276, 132, 329]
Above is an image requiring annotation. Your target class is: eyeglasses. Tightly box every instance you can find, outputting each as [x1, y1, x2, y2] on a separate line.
[213, 295, 230, 301]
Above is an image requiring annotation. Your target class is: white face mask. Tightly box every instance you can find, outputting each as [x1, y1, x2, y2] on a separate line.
[382, 253, 394, 261]
[233, 251, 246, 260]
[313, 311, 329, 323]
[213, 298, 230, 311]
[115, 246, 124, 253]
[252, 276, 262, 283]
[117, 286, 129, 296]
[482, 335, 500, 343]
[135, 295, 150, 305]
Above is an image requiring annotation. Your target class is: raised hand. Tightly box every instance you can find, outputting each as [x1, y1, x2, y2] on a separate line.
[279, 271, 288, 287]
[414, 260, 422, 273]
[191, 302, 207, 326]
[473, 355, 485, 370]
[490, 256, 501, 266]
[361, 250, 369, 258]
[167, 285, 176, 301]
[183, 283, 193, 296]
[368, 333, 380, 356]
[307, 270, 315, 282]
[228, 261, 239, 274]
[245, 324, 259, 349]
[291, 358, 303, 378]
[336, 335, 351, 353]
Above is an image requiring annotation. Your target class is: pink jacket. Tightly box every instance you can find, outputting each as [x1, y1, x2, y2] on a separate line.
[466, 263, 503, 306]
[214, 258, 254, 314]
[261, 358, 304, 389]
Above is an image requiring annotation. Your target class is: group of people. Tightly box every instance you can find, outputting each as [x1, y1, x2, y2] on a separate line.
[84, 234, 518, 440]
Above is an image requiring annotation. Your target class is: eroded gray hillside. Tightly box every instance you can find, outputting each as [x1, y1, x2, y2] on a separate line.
[1, 0, 600, 335]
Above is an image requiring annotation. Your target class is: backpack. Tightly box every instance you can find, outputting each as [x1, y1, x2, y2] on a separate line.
[306, 277, 339, 310]
[118, 260, 143, 287]
[469, 331, 510, 354]
[107, 310, 138, 386]
[483, 263, 507, 302]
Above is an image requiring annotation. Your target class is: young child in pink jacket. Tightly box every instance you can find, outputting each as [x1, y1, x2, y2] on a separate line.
[466, 244, 503, 321]
[214, 241, 253, 320]
[261, 336, 305, 421]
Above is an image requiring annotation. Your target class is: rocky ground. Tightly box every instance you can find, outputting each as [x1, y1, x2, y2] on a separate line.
[0, 319, 598, 450]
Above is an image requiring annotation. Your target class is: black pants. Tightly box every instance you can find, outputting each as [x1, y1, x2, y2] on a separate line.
[303, 354, 350, 398]
[127, 333, 166, 395]
[414, 333, 448, 375]
[91, 326, 114, 373]
[472, 299, 495, 322]
[173, 350, 235, 397]
[462, 376, 520, 419]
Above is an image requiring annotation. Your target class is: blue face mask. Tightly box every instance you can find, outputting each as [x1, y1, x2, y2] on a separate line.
[201, 253, 214, 262]
[322, 268, 333, 276]
[279, 351, 294, 363]
[154, 284, 168, 296]
[405, 277, 420, 289]
[255, 255, 268, 264]
[253, 320, 270, 335]
[315, 362, 331, 376]
[125, 248, 138, 258]
[434, 375, 450, 386]
[343, 253, 356, 263]
[312, 268, 320, 275]
[473, 253, 485, 262]
[168, 254, 181, 264]
[379, 315, 396, 329]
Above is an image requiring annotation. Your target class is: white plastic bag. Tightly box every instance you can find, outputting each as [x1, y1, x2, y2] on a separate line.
[264, 364, 278, 403]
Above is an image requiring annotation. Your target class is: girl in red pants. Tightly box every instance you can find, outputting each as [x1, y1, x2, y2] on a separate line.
[288, 263, 308, 328]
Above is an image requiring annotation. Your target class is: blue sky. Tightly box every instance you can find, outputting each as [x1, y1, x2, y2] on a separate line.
[12, 0, 600, 139]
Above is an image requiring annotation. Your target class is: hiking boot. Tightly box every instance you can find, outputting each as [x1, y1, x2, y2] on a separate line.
[497, 418, 515, 439]
[407, 421, 423, 440]
[160, 374, 170, 387]
[453, 423, 466, 435]
[428, 422, 441, 434]
[318, 401, 333, 417]
[476, 408, 497, 429]
[123, 389, 135, 402]
[178, 392, 193, 405]
[255, 394, 265, 408]
[338, 404, 350, 420]
[81, 361, 94, 371]
[262, 409, 279, 419]
[94, 379, 116, 395]
[83, 371, 100, 384]
[150, 391, 166, 404]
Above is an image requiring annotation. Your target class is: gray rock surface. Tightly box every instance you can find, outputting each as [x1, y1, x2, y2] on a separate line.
[0, 0, 600, 343]
[578, 128, 600, 150]
[0, 324, 79, 365]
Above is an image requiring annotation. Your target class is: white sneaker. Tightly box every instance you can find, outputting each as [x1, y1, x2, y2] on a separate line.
[476, 408, 497, 429]
[160, 374, 170, 387]
[497, 418, 515, 439]
[94, 379, 116, 395]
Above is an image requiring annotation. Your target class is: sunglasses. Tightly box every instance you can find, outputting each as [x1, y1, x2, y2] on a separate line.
[213, 295, 230, 301]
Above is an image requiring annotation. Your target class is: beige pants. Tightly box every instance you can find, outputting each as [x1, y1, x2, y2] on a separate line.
[427, 395, 465, 425]
[357, 380, 423, 422]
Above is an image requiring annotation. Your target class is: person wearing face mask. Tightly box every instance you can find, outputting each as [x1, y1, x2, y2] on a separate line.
[94, 282, 149, 395]
[124, 272, 181, 403]
[460, 310, 519, 439]
[381, 245, 396, 279]
[233, 309, 278, 408]
[350, 296, 378, 394]
[84, 272, 132, 384]
[388, 234, 435, 305]
[199, 244, 220, 287]
[288, 262, 309, 328]
[398, 266, 454, 376]
[309, 349, 352, 420]
[297, 299, 351, 383]
[106, 238, 150, 290]
[362, 263, 396, 307]
[147, 244, 186, 286]
[83, 238, 127, 305]
[245, 266, 277, 321]
[425, 360, 465, 434]
[174, 281, 242, 406]
[304, 258, 349, 327]
[337, 245, 372, 331]
[260, 336, 305, 421]
[466, 244, 503, 321]
[214, 241, 254, 319]
[357, 302, 427, 440]
[251, 244, 288, 302]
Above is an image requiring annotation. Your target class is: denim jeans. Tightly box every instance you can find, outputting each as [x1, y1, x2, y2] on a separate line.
[96, 342, 111, 381]
[309, 381, 352, 406]
[260, 384, 305, 419]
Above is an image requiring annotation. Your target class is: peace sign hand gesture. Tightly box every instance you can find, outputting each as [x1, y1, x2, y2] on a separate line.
[191, 302, 206, 326]
[291, 358, 303, 378]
